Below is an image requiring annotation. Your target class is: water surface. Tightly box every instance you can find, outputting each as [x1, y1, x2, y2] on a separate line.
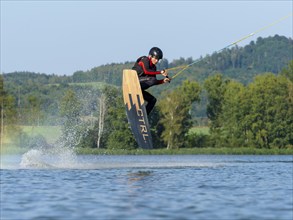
[1, 150, 292, 220]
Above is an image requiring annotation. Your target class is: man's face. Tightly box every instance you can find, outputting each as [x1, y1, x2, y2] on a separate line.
[151, 56, 159, 65]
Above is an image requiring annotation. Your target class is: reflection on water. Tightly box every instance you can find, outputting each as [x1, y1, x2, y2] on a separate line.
[128, 170, 153, 183]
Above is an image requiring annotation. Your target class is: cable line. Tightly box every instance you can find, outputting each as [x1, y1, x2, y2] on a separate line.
[169, 13, 292, 79]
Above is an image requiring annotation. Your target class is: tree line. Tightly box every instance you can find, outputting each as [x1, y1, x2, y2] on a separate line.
[203, 64, 293, 149]
[18, 60, 289, 150]
[57, 61, 292, 149]
[3, 35, 291, 122]
[0, 35, 292, 149]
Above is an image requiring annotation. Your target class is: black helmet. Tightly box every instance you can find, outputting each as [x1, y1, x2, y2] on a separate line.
[149, 47, 163, 60]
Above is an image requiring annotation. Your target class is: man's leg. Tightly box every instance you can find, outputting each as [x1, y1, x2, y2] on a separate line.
[142, 90, 156, 115]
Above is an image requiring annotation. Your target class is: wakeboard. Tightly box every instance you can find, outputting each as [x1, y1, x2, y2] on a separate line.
[122, 69, 153, 149]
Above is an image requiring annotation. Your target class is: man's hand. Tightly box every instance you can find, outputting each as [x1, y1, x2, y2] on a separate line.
[163, 77, 171, 83]
[161, 69, 168, 77]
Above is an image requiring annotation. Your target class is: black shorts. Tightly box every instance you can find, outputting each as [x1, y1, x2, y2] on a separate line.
[139, 76, 157, 90]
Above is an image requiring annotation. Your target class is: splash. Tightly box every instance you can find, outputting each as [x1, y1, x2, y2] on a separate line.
[20, 146, 78, 169]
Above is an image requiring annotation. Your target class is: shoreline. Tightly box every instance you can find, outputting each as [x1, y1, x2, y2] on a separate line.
[2, 146, 292, 155]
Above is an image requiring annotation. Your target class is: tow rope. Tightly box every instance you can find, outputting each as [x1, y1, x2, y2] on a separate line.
[168, 13, 292, 79]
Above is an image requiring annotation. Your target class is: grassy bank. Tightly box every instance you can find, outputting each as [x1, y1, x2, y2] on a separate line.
[21, 126, 61, 144]
[189, 126, 210, 135]
[2, 126, 292, 155]
[75, 147, 293, 155]
[1, 146, 292, 155]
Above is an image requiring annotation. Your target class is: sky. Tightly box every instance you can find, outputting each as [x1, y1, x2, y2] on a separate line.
[1, 0, 292, 76]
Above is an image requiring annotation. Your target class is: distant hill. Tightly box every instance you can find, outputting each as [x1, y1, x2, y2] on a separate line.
[4, 35, 292, 87]
[2, 35, 292, 124]
[69, 35, 293, 87]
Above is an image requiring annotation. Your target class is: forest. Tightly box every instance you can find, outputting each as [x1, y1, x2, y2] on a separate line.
[1, 35, 292, 150]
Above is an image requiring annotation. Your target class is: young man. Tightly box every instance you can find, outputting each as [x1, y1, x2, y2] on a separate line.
[132, 47, 171, 115]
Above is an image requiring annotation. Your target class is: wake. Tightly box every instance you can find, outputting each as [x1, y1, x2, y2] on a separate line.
[19, 146, 78, 169]
[18, 150, 223, 170]
[1, 147, 224, 170]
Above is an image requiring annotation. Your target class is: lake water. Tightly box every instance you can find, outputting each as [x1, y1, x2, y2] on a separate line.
[1, 148, 292, 220]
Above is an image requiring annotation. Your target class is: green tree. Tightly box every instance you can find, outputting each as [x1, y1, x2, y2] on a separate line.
[148, 106, 165, 148]
[158, 80, 201, 149]
[217, 73, 292, 148]
[208, 72, 293, 149]
[103, 86, 136, 149]
[204, 74, 229, 131]
[27, 95, 42, 126]
[280, 60, 293, 82]
[244, 74, 293, 148]
[219, 80, 246, 147]
[0, 75, 20, 147]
